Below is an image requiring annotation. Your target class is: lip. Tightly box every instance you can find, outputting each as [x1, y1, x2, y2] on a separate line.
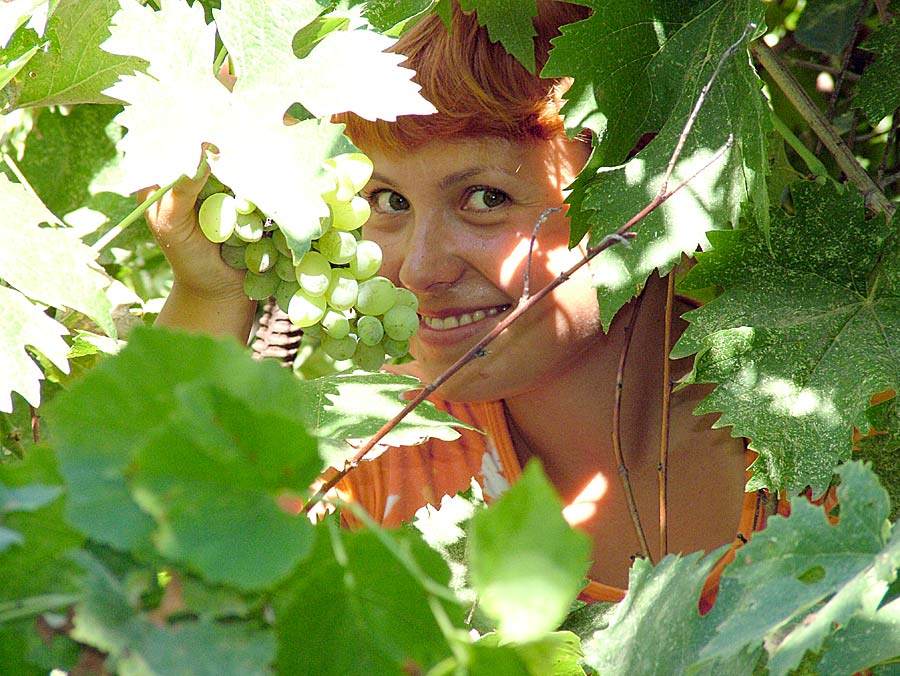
[416, 304, 512, 342]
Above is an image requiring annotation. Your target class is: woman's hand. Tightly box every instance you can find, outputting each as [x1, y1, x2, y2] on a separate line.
[140, 162, 257, 340]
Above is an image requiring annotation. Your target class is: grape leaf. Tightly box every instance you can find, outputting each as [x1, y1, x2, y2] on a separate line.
[364, 0, 434, 35]
[699, 462, 900, 676]
[301, 370, 478, 471]
[0, 286, 69, 413]
[0, 0, 47, 47]
[70, 552, 275, 676]
[102, 0, 435, 257]
[672, 180, 899, 494]
[0, 174, 115, 337]
[130, 381, 319, 591]
[9, 0, 144, 110]
[18, 104, 133, 235]
[458, 0, 538, 73]
[581, 547, 761, 676]
[467, 461, 591, 643]
[794, 0, 862, 55]
[855, 18, 900, 124]
[469, 631, 585, 676]
[48, 327, 320, 554]
[544, 0, 769, 328]
[815, 595, 900, 675]
[274, 518, 459, 676]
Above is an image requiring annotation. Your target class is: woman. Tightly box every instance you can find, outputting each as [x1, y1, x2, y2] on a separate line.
[145, 1, 754, 605]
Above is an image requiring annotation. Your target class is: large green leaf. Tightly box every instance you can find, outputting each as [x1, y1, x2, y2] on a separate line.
[458, 0, 539, 72]
[815, 595, 900, 675]
[0, 286, 69, 413]
[9, 0, 144, 110]
[581, 548, 761, 676]
[0, 174, 115, 335]
[467, 462, 590, 643]
[854, 18, 900, 124]
[794, 0, 862, 55]
[274, 518, 459, 676]
[673, 180, 899, 494]
[70, 552, 275, 676]
[857, 395, 900, 522]
[130, 381, 319, 591]
[48, 327, 320, 554]
[544, 0, 769, 328]
[699, 462, 900, 675]
[17, 104, 132, 236]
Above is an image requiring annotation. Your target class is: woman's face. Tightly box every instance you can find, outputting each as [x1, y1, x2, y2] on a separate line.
[360, 135, 602, 401]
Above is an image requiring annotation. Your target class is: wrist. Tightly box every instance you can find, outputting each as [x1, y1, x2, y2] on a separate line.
[156, 280, 257, 342]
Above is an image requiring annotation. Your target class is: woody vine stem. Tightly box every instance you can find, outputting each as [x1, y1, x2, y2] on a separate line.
[304, 23, 755, 520]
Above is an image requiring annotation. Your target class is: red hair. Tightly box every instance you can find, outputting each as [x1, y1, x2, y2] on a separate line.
[335, 1, 591, 152]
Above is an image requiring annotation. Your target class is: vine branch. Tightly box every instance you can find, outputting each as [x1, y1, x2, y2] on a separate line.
[611, 289, 651, 562]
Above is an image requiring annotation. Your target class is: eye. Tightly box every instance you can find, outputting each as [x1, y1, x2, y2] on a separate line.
[368, 189, 409, 213]
[464, 187, 509, 211]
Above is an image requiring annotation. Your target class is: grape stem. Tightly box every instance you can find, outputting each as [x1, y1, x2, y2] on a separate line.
[303, 23, 751, 529]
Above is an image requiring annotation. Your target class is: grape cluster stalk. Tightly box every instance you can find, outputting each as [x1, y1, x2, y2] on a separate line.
[196, 153, 417, 370]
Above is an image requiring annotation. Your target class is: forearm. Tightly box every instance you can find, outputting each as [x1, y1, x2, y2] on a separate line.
[155, 281, 257, 343]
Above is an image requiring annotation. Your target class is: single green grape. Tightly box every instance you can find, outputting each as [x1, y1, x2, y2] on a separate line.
[234, 195, 257, 214]
[295, 250, 332, 297]
[355, 314, 385, 346]
[271, 228, 291, 256]
[325, 268, 359, 311]
[317, 229, 357, 265]
[321, 309, 351, 339]
[234, 210, 264, 242]
[275, 279, 300, 313]
[382, 304, 419, 341]
[349, 239, 383, 280]
[220, 242, 248, 270]
[243, 269, 279, 300]
[322, 334, 358, 361]
[244, 237, 279, 274]
[393, 287, 419, 311]
[381, 336, 410, 358]
[322, 153, 374, 204]
[329, 195, 371, 231]
[352, 342, 386, 371]
[198, 192, 237, 243]
[288, 288, 327, 327]
[356, 276, 396, 316]
[274, 253, 297, 282]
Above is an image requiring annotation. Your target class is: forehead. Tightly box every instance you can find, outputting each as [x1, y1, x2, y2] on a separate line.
[363, 136, 583, 186]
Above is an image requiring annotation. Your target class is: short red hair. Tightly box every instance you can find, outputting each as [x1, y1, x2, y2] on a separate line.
[335, 1, 590, 152]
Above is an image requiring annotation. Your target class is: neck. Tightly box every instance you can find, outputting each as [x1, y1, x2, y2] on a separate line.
[502, 274, 673, 503]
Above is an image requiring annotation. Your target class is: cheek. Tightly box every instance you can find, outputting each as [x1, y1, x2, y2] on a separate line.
[362, 227, 404, 284]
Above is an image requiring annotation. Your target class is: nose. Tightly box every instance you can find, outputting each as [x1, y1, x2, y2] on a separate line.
[396, 209, 465, 294]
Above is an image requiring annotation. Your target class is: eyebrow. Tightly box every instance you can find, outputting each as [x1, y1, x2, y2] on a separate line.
[371, 165, 521, 190]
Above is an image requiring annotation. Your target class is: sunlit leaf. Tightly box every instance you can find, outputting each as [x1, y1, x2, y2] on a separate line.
[673, 180, 899, 494]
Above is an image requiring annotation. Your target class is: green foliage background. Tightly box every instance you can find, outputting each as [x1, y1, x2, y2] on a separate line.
[1, 0, 900, 674]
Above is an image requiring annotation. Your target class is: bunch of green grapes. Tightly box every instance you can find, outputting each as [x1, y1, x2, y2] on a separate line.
[196, 153, 418, 371]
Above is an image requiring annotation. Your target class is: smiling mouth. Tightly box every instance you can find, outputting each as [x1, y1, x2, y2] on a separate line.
[420, 305, 512, 331]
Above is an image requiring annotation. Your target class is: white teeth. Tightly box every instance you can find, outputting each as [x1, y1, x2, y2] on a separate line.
[422, 306, 507, 330]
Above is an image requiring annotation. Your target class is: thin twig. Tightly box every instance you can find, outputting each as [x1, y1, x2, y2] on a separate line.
[752, 41, 896, 218]
[611, 289, 651, 562]
[303, 23, 752, 514]
[521, 207, 561, 300]
[29, 405, 40, 443]
[658, 271, 676, 557]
